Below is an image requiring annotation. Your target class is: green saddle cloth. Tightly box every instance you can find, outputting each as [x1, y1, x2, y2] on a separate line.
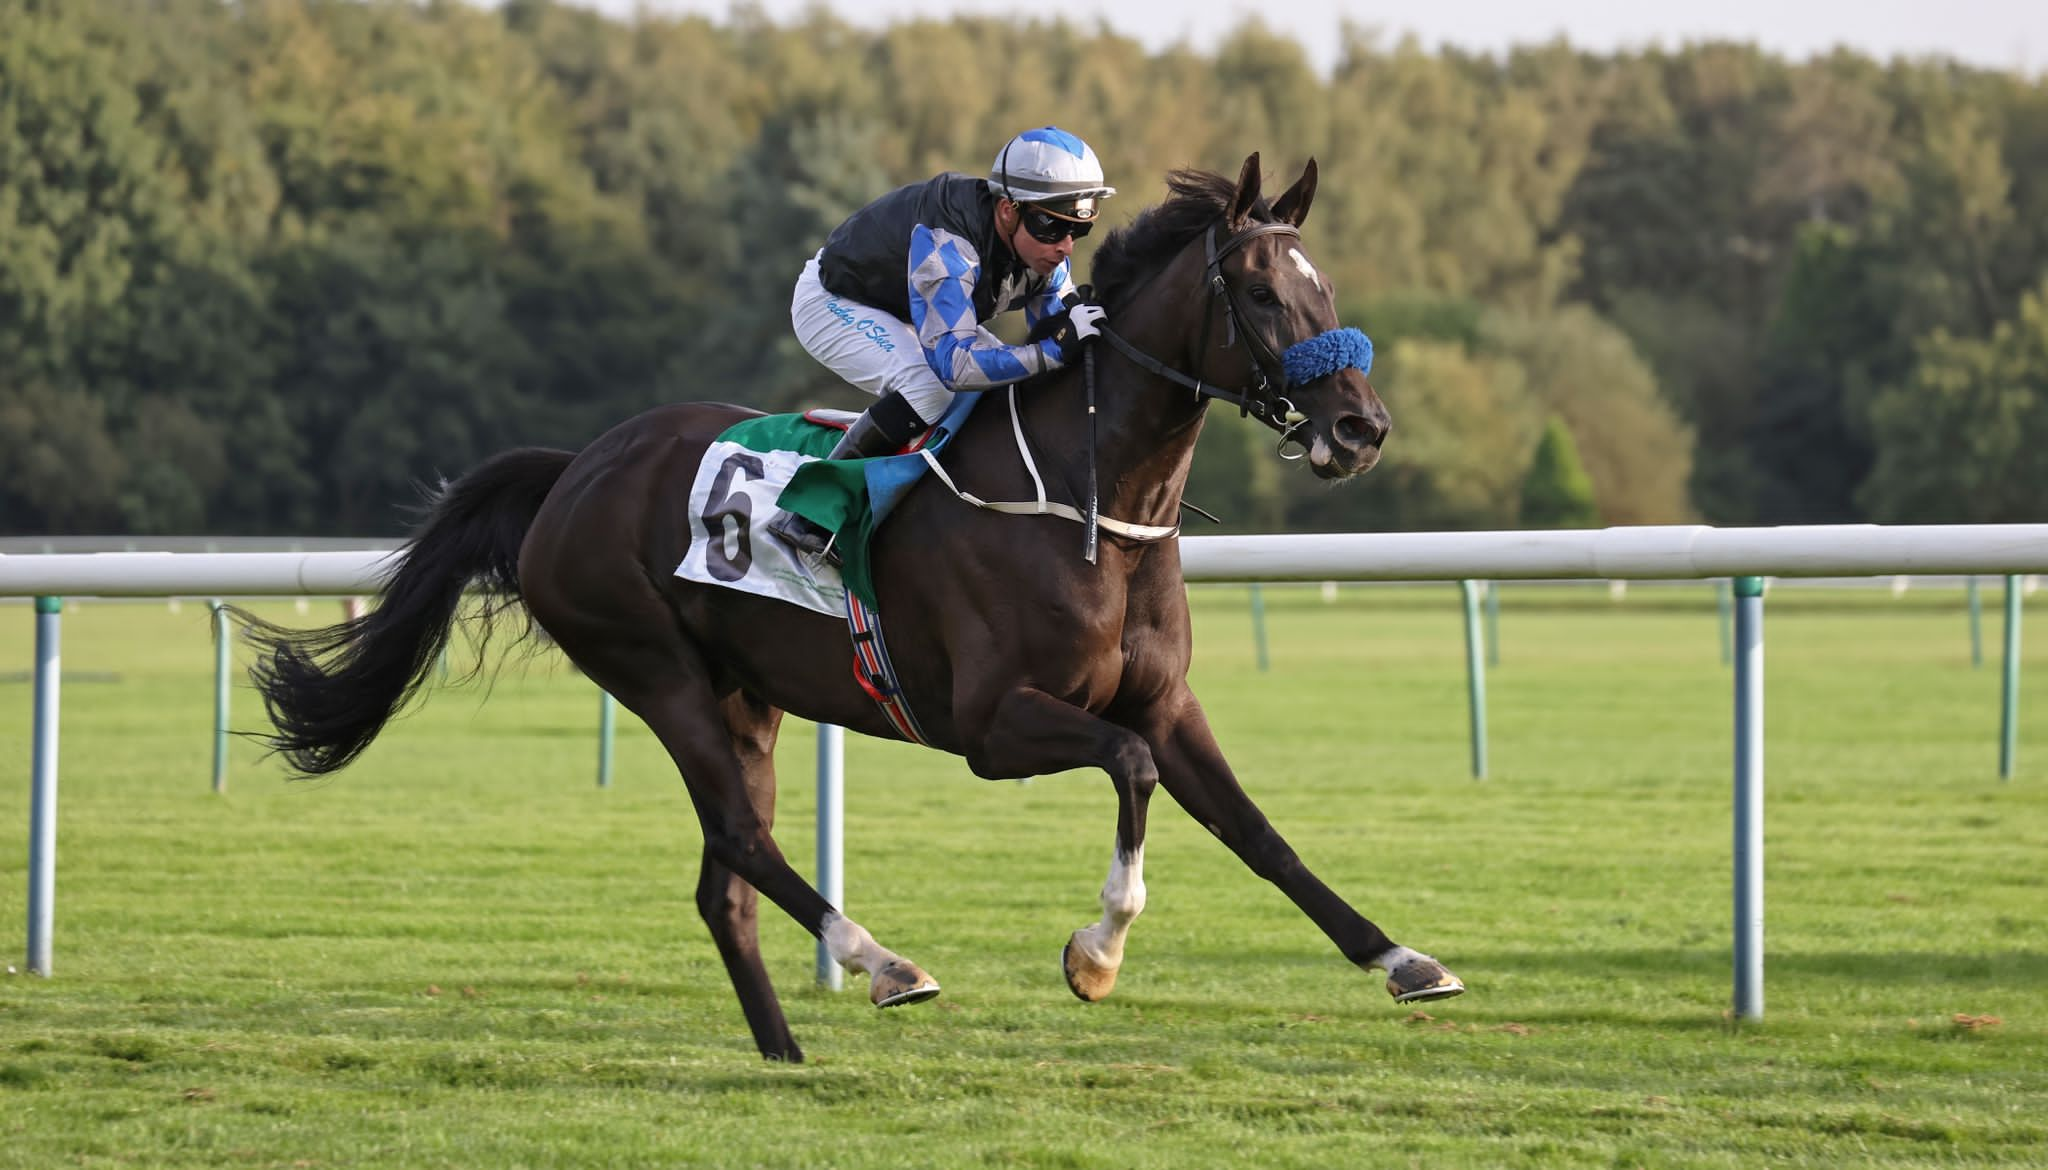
[716, 413, 891, 608]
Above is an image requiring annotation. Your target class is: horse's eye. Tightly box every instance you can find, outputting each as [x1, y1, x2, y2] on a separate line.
[1248, 285, 1279, 306]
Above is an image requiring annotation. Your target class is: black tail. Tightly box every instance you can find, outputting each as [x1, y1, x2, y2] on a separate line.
[238, 447, 575, 776]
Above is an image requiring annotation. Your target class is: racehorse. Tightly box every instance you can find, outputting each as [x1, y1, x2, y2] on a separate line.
[240, 154, 1465, 1062]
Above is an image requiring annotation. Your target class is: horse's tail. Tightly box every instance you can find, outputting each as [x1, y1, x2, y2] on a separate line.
[239, 447, 575, 777]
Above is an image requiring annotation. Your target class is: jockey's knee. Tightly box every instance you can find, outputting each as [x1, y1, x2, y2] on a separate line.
[890, 379, 951, 426]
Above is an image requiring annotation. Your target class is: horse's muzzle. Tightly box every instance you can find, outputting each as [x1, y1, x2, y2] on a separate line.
[1308, 408, 1389, 478]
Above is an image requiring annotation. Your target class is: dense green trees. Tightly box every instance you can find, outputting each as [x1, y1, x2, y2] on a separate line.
[1863, 276, 2048, 522]
[2, 0, 2043, 535]
[1520, 416, 1601, 528]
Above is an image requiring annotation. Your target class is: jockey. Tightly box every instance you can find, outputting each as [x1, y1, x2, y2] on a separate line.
[767, 125, 1117, 561]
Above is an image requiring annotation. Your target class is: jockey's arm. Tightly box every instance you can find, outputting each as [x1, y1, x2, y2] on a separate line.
[1021, 262, 1081, 334]
[906, 225, 1065, 390]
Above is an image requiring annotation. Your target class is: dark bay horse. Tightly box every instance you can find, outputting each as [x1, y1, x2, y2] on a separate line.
[244, 154, 1465, 1062]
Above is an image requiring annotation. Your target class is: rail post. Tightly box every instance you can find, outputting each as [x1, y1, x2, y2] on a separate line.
[1732, 576, 1766, 1018]
[27, 597, 62, 976]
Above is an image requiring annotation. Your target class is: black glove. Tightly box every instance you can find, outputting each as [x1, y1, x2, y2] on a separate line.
[1028, 300, 1109, 364]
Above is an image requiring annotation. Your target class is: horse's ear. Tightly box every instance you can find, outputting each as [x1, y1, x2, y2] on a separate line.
[1271, 158, 1318, 228]
[1227, 152, 1263, 227]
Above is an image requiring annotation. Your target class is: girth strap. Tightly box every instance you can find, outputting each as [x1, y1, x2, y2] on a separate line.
[844, 590, 929, 746]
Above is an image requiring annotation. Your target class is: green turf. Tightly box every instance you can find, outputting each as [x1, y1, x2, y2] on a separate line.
[1, 583, 2043, 1168]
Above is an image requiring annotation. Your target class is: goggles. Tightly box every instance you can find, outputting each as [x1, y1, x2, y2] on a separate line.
[1019, 203, 1094, 244]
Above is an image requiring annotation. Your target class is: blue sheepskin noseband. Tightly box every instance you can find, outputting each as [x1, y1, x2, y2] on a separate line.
[1281, 327, 1374, 386]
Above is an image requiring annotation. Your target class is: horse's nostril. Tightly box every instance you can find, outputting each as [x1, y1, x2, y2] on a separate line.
[1336, 414, 1384, 449]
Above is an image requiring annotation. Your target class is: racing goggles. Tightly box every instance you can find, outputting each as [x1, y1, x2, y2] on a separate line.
[1020, 201, 1095, 244]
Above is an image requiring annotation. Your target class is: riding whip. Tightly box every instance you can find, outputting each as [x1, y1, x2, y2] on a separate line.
[1064, 287, 1101, 565]
[1083, 341, 1099, 565]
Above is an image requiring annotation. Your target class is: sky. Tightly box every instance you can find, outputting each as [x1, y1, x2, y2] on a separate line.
[574, 0, 2045, 76]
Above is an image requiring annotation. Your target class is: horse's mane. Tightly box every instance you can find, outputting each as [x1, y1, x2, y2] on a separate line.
[1089, 168, 1277, 308]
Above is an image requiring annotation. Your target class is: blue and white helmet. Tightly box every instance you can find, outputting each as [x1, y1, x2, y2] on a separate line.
[988, 127, 1116, 221]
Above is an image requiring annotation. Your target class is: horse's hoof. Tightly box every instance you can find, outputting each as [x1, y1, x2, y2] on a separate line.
[1062, 936, 1119, 1003]
[870, 958, 941, 1008]
[1386, 954, 1466, 1003]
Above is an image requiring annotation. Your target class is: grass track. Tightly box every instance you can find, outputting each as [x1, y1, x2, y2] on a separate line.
[1, 583, 2044, 1168]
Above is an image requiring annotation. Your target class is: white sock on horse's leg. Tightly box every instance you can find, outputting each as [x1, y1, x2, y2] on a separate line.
[820, 912, 900, 976]
[1371, 943, 1465, 1002]
[823, 911, 940, 1007]
[1371, 944, 1426, 972]
[1069, 845, 1147, 971]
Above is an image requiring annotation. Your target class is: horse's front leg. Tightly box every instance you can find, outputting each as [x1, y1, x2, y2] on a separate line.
[965, 686, 1157, 1002]
[1061, 777, 1151, 1002]
[1142, 691, 1465, 1004]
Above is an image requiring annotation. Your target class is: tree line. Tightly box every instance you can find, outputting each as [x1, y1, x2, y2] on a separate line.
[3, 0, 2045, 536]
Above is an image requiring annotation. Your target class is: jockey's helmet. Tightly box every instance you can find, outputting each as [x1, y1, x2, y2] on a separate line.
[988, 127, 1116, 223]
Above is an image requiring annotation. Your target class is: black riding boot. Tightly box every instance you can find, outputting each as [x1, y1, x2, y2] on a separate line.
[767, 391, 927, 564]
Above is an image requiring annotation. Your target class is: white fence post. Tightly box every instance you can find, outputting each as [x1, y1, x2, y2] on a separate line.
[1731, 576, 1766, 1018]
[27, 597, 61, 976]
[815, 723, 844, 991]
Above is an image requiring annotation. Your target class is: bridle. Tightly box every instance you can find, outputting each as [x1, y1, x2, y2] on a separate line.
[1096, 218, 1320, 458]
[929, 212, 1373, 564]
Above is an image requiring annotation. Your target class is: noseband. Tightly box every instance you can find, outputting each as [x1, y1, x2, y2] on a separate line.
[1097, 218, 1374, 458]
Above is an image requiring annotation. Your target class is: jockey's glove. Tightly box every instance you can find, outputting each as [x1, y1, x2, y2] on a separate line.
[1030, 301, 1109, 364]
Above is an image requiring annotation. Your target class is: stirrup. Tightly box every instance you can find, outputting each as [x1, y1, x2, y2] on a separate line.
[768, 510, 838, 565]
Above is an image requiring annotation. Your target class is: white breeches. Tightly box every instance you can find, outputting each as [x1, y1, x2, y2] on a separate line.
[790, 252, 956, 425]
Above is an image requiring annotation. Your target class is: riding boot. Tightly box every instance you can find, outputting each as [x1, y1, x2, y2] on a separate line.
[767, 391, 928, 564]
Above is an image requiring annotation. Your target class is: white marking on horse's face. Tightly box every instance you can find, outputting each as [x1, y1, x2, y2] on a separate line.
[1287, 247, 1321, 290]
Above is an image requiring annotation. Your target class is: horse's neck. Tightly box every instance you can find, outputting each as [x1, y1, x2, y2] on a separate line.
[1093, 365, 1207, 524]
[943, 248, 1217, 529]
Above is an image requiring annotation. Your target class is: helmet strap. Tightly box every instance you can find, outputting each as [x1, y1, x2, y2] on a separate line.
[994, 199, 1023, 258]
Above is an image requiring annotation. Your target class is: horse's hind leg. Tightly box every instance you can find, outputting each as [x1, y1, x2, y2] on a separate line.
[610, 656, 938, 1037]
[590, 663, 817, 1059]
[695, 691, 801, 1061]
[534, 564, 936, 1057]
[695, 848, 797, 1059]
[694, 691, 937, 1060]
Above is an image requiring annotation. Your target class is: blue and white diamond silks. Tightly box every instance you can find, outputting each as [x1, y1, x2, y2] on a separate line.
[906, 225, 1063, 388]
